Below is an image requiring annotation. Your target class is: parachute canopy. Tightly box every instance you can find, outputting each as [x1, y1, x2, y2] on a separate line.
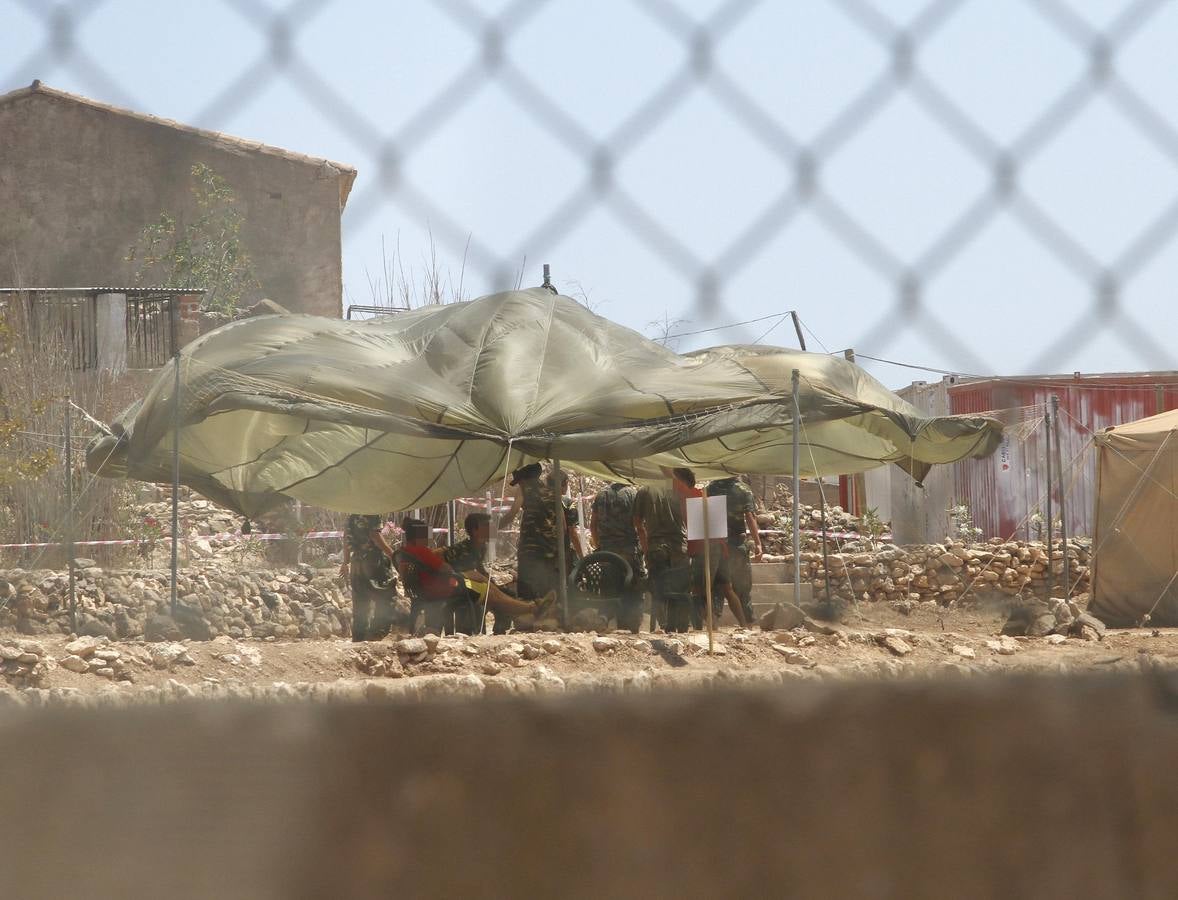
[87, 289, 1003, 516]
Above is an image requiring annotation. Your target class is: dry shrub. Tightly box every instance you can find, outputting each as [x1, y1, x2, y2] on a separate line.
[0, 293, 148, 566]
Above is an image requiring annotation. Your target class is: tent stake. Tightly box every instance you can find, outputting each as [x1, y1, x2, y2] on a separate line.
[792, 369, 802, 607]
[1052, 395, 1070, 596]
[1044, 401, 1054, 599]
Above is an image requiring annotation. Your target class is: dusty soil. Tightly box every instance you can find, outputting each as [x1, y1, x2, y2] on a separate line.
[4, 602, 1172, 706]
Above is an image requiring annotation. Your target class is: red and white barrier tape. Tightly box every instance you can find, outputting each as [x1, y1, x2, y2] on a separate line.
[761, 528, 891, 541]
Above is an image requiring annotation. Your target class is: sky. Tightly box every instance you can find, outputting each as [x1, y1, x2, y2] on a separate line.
[3, 0, 1178, 388]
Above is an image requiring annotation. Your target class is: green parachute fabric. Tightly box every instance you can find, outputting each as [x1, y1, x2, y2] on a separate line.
[87, 289, 1003, 516]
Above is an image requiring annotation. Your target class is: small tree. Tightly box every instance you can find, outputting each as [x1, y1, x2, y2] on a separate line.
[859, 506, 887, 549]
[127, 163, 259, 315]
[0, 302, 60, 488]
[948, 502, 983, 543]
[646, 311, 689, 350]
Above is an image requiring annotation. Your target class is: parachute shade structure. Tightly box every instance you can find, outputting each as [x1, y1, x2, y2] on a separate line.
[87, 289, 1003, 516]
[1090, 409, 1178, 626]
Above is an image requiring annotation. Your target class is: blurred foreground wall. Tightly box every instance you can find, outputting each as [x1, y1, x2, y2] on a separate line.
[3, 674, 1178, 899]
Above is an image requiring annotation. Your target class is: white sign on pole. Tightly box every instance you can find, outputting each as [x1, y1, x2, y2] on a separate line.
[685, 495, 727, 540]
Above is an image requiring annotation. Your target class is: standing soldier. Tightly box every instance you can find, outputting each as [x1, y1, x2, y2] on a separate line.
[706, 475, 763, 626]
[500, 463, 583, 632]
[339, 513, 397, 642]
[634, 467, 694, 632]
[590, 482, 646, 632]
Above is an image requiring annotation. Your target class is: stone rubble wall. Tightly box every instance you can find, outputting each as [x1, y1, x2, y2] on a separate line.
[765, 539, 1092, 607]
[0, 536, 1092, 661]
[0, 564, 355, 644]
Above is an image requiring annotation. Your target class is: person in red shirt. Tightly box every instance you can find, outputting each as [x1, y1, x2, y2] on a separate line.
[397, 519, 554, 627]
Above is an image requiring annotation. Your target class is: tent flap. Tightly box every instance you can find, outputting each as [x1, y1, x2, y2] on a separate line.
[1090, 409, 1178, 626]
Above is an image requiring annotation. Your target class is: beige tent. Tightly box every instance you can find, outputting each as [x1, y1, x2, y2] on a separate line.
[1090, 408, 1178, 626]
[86, 289, 1004, 516]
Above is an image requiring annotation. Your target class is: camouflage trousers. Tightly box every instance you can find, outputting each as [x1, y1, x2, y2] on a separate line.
[647, 546, 692, 632]
[726, 541, 754, 624]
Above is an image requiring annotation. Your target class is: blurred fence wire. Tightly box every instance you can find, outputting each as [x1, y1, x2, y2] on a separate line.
[5, 0, 1178, 375]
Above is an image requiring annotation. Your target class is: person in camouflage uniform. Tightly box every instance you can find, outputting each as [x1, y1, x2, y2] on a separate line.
[634, 468, 694, 631]
[706, 476, 763, 626]
[442, 512, 490, 579]
[339, 513, 397, 642]
[590, 482, 646, 630]
[500, 464, 583, 630]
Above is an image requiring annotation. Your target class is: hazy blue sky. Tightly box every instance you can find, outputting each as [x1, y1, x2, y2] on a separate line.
[4, 0, 1177, 387]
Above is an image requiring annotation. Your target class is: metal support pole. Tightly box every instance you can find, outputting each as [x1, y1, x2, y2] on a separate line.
[64, 400, 77, 634]
[790, 311, 806, 351]
[819, 478, 833, 606]
[1043, 401, 1054, 599]
[841, 349, 865, 516]
[791, 369, 802, 606]
[553, 458, 568, 626]
[447, 500, 455, 546]
[1052, 395, 1070, 596]
[170, 356, 181, 616]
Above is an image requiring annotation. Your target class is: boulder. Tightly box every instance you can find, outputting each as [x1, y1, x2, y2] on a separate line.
[64, 636, 105, 659]
[145, 614, 184, 643]
[58, 655, 89, 674]
[174, 603, 214, 641]
[758, 602, 807, 632]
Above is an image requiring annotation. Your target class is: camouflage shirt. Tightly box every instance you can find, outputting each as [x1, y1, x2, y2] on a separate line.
[706, 477, 757, 546]
[518, 478, 579, 559]
[442, 537, 486, 575]
[634, 483, 687, 555]
[592, 483, 640, 556]
[344, 514, 383, 562]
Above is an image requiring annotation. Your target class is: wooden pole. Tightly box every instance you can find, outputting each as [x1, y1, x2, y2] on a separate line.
[553, 458, 568, 626]
[792, 369, 802, 606]
[1052, 395, 1070, 596]
[64, 400, 77, 634]
[790, 311, 806, 351]
[1044, 402, 1055, 599]
[703, 496, 714, 655]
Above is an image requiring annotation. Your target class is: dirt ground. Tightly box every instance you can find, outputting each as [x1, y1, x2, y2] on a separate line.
[5, 601, 1173, 704]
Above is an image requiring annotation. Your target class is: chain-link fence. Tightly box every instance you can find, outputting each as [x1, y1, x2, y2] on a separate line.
[4, 0, 1178, 377]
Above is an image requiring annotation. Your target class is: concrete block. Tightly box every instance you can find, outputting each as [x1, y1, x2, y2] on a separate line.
[751, 561, 788, 583]
[751, 582, 813, 613]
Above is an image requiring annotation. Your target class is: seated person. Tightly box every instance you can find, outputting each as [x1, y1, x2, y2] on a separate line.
[442, 512, 491, 582]
[398, 518, 553, 624]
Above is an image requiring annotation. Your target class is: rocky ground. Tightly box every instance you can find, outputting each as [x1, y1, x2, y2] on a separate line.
[0, 601, 1169, 709]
